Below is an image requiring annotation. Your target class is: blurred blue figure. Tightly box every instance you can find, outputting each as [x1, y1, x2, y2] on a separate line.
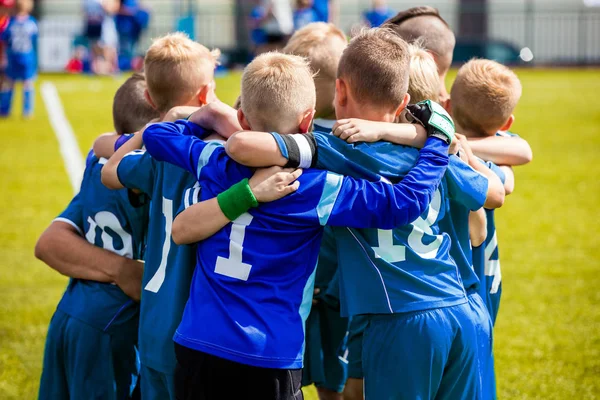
[0, 0, 37, 118]
[115, 0, 150, 71]
[249, 3, 267, 48]
[294, 0, 319, 30]
[312, 0, 329, 22]
[363, 0, 394, 27]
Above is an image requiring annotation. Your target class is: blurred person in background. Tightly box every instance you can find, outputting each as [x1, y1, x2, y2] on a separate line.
[294, 0, 319, 31]
[363, 0, 394, 27]
[84, 0, 119, 74]
[0, 0, 14, 89]
[253, 0, 293, 53]
[115, 0, 150, 71]
[0, 0, 36, 118]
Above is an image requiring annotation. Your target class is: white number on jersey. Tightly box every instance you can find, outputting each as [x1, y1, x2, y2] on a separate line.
[484, 230, 502, 294]
[85, 211, 133, 258]
[215, 213, 254, 281]
[372, 189, 443, 263]
[145, 197, 173, 293]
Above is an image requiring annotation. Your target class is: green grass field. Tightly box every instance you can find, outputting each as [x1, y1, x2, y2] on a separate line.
[0, 69, 598, 399]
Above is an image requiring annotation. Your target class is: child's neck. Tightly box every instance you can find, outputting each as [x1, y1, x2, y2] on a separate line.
[17, 12, 29, 18]
[454, 123, 488, 139]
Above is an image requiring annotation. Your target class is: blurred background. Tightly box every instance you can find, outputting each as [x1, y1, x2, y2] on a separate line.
[32, 0, 600, 74]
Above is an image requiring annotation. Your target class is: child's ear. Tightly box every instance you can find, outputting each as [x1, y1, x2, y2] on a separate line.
[197, 81, 216, 106]
[145, 89, 158, 111]
[237, 108, 252, 130]
[299, 109, 316, 133]
[335, 78, 348, 107]
[500, 114, 515, 132]
[443, 98, 452, 114]
[394, 93, 411, 118]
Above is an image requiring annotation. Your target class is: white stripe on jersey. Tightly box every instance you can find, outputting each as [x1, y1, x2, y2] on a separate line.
[290, 134, 313, 169]
[53, 217, 83, 236]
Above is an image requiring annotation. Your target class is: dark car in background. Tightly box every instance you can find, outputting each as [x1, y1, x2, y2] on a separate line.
[453, 39, 533, 65]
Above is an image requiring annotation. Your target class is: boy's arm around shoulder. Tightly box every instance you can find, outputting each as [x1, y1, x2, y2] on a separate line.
[101, 130, 144, 189]
[325, 137, 450, 229]
[467, 134, 533, 166]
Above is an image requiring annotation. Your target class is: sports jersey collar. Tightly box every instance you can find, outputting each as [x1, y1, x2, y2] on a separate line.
[313, 118, 336, 131]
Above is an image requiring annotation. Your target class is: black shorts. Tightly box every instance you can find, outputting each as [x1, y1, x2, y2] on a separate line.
[85, 22, 102, 41]
[174, 343, 303, 400]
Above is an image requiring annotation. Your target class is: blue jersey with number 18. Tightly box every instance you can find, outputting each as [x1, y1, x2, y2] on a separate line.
[142, 120, 449, 369]
[116, 143, 207, 373]
[55, 153, 147, 333]
[275, 130, 489, 317]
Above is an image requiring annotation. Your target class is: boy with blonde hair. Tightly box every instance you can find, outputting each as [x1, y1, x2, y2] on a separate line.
[450, 58, 523, 325]
[284, 22, 346, 129]
[99, 32, 221, 400]
[407, 43, 440, 103]
[140, 49, 453, 399]
[284, 22, 348, 400]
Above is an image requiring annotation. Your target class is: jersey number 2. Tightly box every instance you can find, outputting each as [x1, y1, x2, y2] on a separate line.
[372, 189, 443, 262]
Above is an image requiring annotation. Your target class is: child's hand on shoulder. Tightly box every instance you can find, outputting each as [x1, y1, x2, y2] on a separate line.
[332, 118, 384, 143]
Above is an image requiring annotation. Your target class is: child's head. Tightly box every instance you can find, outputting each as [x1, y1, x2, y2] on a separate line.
[335, 28, 410, 121]
[407, 43, 440, 103]
[239, 52, 316, 135]
[113, 73, 160, 134]
[384, 7, 455, 80]
[16, 0, 32, 14]
[144, 33, 220, 114]
[450, 59, 522, 136]
[283, 22, 347, 119]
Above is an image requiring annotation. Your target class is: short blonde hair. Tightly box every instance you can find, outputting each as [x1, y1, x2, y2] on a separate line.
[144, 33, 220, 113]
[451, 59, 522, 135]
[241, 52, 316, 133]
[284, 22, 347, 118]
[407, 43, 440, 103]
[338, 28, 410, 109]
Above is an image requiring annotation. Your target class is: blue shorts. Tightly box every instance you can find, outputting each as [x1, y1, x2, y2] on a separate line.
[140, 363, 176, 400]
[38, 309, 139, 400]
[362, 302, 480, 400]
[302, 301, 349, 392]
[7, 58, 36, 81]
[341, 314, 368, 379]
[467, 291, 496, 400]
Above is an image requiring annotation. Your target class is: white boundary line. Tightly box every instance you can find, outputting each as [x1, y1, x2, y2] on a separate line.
[40, 81, 84, 194]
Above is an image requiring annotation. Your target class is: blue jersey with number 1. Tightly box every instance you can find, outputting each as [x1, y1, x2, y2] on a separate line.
[55, 153, 147, 332]
[116, 142, 207, 373]
[272, 130, 489, 317]
[142, 120, 449, 369]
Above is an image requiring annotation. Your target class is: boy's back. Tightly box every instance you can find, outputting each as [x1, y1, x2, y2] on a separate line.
[116, 148, 203, 373]
[39, 154, 146, 400]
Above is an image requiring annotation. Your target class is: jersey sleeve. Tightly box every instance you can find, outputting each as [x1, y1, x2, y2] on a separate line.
[53, 187, 84, 235]
[116, 149, 157, 196]
[322, 137, 449, 229]
[142, 120, 215, 178]
[445, 155, 489, 211]
[486, 160, 506, 184]
[175, 181, 202, 217]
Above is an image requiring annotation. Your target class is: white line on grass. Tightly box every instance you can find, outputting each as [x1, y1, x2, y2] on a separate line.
[40, 81, 84, 194]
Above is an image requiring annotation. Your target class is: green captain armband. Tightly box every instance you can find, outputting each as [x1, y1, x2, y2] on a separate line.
[217, 178, 259, 221]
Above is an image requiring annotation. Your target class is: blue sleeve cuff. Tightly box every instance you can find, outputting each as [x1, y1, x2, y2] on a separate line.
[268, 131, 289, 159]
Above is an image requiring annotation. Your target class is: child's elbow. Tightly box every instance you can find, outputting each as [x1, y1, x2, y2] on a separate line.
[225, 134, 248, 163]
[171, 220, 195, 245]
[101, 164, 119, 190]
[470, 226, 487, 248]
[485, 188, 505, 209]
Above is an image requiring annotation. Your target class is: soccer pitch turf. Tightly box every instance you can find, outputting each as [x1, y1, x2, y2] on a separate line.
[0, 69, 599, 399]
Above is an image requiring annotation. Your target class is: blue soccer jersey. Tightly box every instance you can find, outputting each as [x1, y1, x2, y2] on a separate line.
[115, 147, 206, 373]
[55, 154, 147, 333]
[363, 7, 395, 27]
[142, 120, 449, 369]
[2, 15, 37, 80]
[271, 129, 489, 317]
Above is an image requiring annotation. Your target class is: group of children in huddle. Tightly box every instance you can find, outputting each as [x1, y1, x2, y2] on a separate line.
[35, 5, 532, 400]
